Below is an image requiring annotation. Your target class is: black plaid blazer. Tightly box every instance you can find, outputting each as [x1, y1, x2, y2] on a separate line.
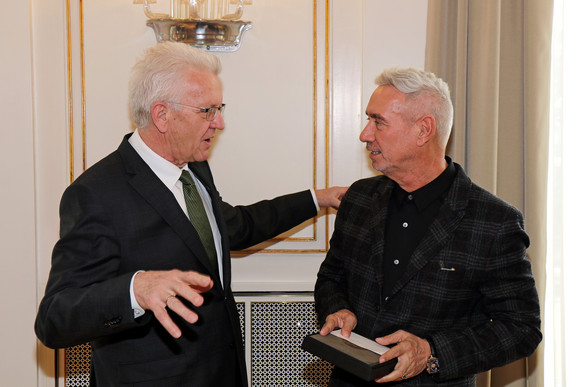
[315, 162, 541, 386]
[35, 134, 317, 386]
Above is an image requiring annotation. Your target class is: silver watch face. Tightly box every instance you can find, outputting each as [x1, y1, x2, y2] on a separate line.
[427, 356, 440, 374]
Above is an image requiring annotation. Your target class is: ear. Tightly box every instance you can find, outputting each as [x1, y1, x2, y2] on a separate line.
[416, 115, 436, 146]
[151, 102, 170, 134]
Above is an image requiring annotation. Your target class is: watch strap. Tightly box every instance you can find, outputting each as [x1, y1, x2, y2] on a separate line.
[425, 336, 440, 374]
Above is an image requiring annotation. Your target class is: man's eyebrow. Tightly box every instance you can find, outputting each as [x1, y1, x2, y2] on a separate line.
[367, 112, 385, 120]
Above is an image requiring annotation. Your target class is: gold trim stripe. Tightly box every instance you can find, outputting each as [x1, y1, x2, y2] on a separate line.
[80, 0, 87, 172]
[66, 0, 74, 183]
[312, 0, 318, 242]
[66, 0, 88, 181]
[324, 0, 330, 251]
[234, 249, 328, 255]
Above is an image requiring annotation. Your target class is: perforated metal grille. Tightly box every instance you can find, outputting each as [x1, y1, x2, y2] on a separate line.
[65, 343, 91, 386]
[237, 300, 246, 346]
[250, 301, 332, 386]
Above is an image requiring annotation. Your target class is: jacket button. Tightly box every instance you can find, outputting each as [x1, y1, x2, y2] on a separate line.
[104, 316, 122, 328]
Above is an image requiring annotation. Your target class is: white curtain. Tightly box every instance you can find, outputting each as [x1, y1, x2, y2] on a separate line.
[546, 0, 580, 385]
[424, 1, 553, 386]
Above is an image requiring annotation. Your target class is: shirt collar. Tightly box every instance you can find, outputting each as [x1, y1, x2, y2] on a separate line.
[128, 129, 185, 190]
[393, 157, 456, 211]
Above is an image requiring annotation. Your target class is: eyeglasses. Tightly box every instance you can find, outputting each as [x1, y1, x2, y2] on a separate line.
[167, 102, 226, 121]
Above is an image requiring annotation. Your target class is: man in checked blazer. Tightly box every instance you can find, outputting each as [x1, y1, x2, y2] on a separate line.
[35, 42, 346, 386]
[315, 68, 541, 386]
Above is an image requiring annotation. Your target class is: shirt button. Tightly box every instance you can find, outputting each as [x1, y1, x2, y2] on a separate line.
[407, 194, 413, 201]
[402, 222, 408, 228]
[394, 259, 400, 265]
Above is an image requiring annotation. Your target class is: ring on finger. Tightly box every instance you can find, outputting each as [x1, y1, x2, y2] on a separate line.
[402, 374, 407, 379]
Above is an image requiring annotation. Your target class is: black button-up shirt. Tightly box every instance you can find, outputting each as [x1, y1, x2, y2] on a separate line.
[383, 159, 456, 298]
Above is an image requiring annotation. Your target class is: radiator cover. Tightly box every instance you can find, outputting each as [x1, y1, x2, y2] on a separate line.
[64, 293, 332, 386]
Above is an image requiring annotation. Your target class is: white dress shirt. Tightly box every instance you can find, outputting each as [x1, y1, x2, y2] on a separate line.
[127, 129, 224, 318]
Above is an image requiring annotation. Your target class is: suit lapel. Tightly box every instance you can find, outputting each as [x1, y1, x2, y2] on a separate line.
[117, 137, 220, 279]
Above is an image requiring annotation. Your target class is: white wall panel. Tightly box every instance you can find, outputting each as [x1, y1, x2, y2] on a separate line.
[31, 0, 71, 382]
[214, 0, 321, 251]
[1, 1, 38, 386]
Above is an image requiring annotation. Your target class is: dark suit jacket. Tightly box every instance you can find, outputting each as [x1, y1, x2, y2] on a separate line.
[35, 134, 317, 386]
[315, 163, 541, 386]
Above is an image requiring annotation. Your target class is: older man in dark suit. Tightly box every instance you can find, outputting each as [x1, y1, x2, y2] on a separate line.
[35, 42, 346, 386]
[315, 67, 541, 386]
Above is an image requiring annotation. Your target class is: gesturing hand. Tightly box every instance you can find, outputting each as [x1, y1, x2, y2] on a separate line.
[133, 269, 213, 338]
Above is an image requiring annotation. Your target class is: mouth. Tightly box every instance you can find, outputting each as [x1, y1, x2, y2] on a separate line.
[366, 145, 381, 156]
[203, 129, 217, 145]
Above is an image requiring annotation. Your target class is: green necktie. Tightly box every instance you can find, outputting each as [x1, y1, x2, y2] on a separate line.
[179, 170, 218, 273]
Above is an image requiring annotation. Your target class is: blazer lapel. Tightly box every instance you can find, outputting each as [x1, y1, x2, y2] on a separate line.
[369, 179, 394, 290]
[390, 164, 471, 296]
[117, 137, 220, 278]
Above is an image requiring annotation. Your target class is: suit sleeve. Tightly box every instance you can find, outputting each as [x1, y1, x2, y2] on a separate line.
[35, 183, 147, 349]
[220, 190, 318, 250]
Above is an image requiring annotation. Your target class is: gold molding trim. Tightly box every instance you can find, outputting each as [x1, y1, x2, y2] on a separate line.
[324, 0, 330, 251]
[234, 248, 328, 255]
[66, 0, 88, 182]
[80, 0, 87, 172]
[312, 0, 319, 243]
[66, 0, 74, 183]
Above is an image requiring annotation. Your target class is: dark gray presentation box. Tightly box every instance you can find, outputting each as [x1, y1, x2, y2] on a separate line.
[301, 332, 397, 381]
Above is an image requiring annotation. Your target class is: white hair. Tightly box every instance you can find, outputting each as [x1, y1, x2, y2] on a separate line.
[128, 42, 221, 128]
[375, 67, 454, 146]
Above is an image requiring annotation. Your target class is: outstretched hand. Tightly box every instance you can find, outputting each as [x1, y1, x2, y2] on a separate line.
[133, 269, 213, 338]
[315, 186, 349, 210]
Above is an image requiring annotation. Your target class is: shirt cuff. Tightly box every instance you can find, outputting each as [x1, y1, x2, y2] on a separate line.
[130, 270, 146, 319]
[309, 189, 320, 212]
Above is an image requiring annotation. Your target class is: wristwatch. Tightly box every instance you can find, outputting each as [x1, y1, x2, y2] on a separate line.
[425, 337, 440, 375]
[427, 355, 440, 374]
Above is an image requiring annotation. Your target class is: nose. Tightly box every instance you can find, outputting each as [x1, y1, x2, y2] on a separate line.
[359, 122, 373, 143]
[210, 111, 225, 130]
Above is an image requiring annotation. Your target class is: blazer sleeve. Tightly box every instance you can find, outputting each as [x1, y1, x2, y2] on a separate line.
[35, 182, 147, 349]
[432, 206, 542, 380]
[220, 190, 318, 250]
